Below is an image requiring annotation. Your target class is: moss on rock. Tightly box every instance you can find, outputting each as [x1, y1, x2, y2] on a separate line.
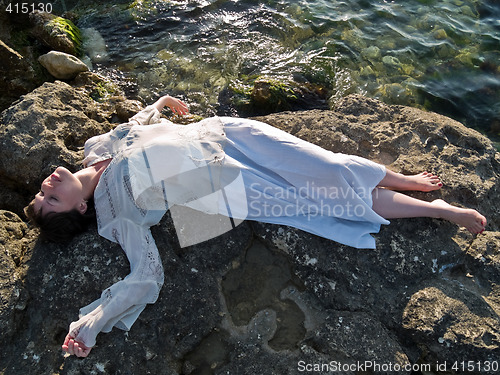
[222, 76, 329, 116]
[29, 12, 83, 56]
[46, 16, 82, 56]
[251, 77, 298, 113]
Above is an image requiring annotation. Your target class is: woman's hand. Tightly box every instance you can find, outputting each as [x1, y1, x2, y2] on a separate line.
[62, 334, 93, 358]
[153, 95, 189, 116]
[166, 96, 189, 116]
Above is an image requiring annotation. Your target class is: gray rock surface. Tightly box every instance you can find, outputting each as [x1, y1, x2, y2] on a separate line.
[0, 38, 39, 112]
[0, 83, 499, 374]
[0, 211, 31, 347]
[38, 51, 89, 80]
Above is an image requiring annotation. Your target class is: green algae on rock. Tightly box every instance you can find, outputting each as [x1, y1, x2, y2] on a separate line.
[222, 76, 329, 116]
[29, 12, 82, 56]
[46, 16, 83, 56]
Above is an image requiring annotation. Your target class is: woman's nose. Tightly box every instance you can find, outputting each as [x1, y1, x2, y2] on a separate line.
[50, 173, 61, 182]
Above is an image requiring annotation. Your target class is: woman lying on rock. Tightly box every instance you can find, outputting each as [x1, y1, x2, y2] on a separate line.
[25, 95, 486, 357]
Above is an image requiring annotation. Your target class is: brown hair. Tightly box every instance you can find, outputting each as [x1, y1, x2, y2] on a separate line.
[24, 199, 96, 243]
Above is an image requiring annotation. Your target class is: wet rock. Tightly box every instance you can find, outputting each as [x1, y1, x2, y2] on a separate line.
[376, 82, 413, 105]
[38, 51, 89, 80]
[220, 76, 329, 116]
[221, 242, 306, 352]
[382, 55, 402, 69]
[361, 45, 381, 61]
[251, 78, 298, 113]
[0, 86, 499, 374]
[432, 28, 448, 40]
[305, 312, 412, 374]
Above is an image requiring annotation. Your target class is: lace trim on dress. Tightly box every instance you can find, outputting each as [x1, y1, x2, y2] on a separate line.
[103, 175, 117, 219]
[142, 233, 164, 281]
[123, 175, 147, 217]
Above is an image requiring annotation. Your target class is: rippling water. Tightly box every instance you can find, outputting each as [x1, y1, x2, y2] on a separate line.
[57, 0, 499, 138]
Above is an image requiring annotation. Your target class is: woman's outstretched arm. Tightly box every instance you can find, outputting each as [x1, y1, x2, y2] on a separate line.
[62, 224, 164, 357]
[152, 95, 189, 116]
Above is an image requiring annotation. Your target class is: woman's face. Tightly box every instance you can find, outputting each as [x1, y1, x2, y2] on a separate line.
[33, 166, 86, 216]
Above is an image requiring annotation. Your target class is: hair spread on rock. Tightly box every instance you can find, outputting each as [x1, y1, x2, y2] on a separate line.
[24, 199, 96, 243]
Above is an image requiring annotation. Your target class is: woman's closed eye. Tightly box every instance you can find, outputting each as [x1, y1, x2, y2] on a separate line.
[39, 190, 58, 202]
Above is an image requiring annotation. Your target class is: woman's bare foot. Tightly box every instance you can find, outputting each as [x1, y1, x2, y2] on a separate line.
[431, 199, 487, 234]
[400, 172, 443, 192]
[379, 171, 443, 192]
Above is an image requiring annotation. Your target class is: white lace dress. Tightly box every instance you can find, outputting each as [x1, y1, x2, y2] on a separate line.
[69, 106, 389, 348]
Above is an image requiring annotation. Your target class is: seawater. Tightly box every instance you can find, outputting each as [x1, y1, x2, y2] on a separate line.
[55, 0, 499, 139]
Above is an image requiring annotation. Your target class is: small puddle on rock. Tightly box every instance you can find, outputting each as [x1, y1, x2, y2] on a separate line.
[182, 240, 307, 374]
[182, 329, 230, 374]
[222, 240, 306, 351]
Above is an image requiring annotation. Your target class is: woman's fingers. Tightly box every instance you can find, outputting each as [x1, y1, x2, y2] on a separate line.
[74, 342, 84, 357]
[81, 345, 92, 357]
[73, 341, 92, 357]
[62, 334, 71, 346]
[178, 104, 189, 115]
[168, 98, 189, 116]
[62, 336, 92, 357]
[172, 105, 188, 116]
[65, 338, 75, 354]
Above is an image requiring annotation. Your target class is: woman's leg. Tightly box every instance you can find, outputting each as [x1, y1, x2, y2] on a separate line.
[378, 170, 443, 192]
[372, 188, 487, 234]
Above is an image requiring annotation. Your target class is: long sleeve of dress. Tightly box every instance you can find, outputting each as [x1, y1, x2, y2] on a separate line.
[128, 105, 162, 126]
[68, 219, 164, 348]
